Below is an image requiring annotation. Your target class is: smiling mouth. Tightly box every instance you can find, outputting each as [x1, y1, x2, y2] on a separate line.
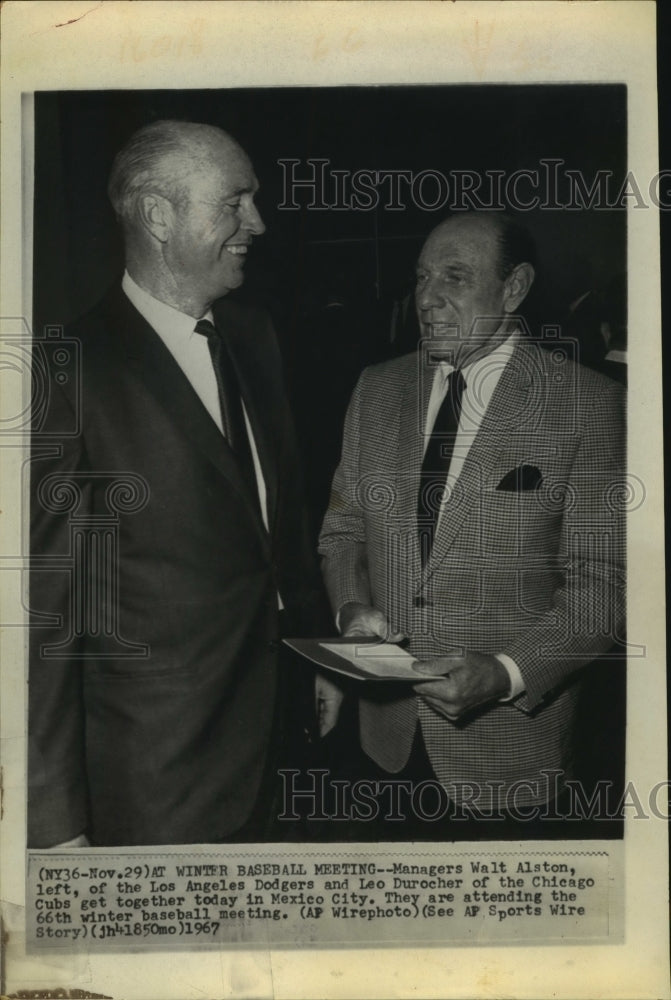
[224, 244, 249, 257]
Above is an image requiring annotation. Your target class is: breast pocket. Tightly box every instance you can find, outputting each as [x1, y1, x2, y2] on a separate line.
[479, 487, 561, 558]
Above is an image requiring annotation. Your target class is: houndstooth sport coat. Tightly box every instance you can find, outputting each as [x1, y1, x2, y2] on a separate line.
[318, 339, 626, 809]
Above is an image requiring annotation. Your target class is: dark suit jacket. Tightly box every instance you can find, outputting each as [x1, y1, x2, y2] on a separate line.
[29, 286, 324, 847]
[319, 342, 626, 811]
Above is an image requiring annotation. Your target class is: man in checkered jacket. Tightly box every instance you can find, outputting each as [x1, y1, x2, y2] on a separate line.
[317, 212, 625, 833]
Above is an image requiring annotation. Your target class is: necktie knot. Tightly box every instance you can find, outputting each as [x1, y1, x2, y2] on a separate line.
[194, 318, 218, 341]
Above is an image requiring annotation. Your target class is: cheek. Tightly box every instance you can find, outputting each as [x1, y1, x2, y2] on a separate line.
[177, 225, 208, 262]
[445, 290, 469, 315]
[484, 281, 507, 310]
[466, 292, 496, 319]
[219, 215, 240, 244]
[433, 284, 462, 310]
[200, 234, 229, 269]
[202, 223, 225, 252]
[187, 215, 229, 259]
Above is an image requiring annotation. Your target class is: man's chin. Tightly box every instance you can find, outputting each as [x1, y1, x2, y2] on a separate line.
[423, 339, 461, 363]
[213, 274, 244, 299]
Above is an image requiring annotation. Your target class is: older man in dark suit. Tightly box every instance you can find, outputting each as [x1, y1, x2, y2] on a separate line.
[318, 212, 625, 836]
[29, 120, 325, 847]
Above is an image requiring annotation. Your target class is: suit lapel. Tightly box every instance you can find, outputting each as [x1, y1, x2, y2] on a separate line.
[108, 288, 270, 548]
[422, 342, 538, 582]
[396, 354, 434, 577]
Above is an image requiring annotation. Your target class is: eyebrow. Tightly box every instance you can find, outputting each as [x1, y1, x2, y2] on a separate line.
[221, 185, 257, 199]
[416, 261, 475, 276]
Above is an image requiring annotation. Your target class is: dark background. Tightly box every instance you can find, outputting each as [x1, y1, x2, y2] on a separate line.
[35, 85, 627, 335]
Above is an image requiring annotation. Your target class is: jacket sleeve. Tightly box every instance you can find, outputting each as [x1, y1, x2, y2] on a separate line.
[503, 380, 626, 712]
[28, 364, 90, 848]
[318, 371, 374, 618]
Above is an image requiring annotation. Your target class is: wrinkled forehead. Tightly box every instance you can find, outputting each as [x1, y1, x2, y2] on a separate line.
[418, 217, 501, 270]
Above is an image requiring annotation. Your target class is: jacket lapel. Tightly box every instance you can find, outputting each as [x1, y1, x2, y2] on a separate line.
[108, 288, 270, 548]
[395, 354, 434, 579]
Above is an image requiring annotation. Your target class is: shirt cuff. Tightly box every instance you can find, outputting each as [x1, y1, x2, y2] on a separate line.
[495, 653, 526, 701]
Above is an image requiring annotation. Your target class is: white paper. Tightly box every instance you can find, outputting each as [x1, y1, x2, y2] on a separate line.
[319, 641, 424, 679]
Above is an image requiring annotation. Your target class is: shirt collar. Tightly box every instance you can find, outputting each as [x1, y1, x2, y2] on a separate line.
[122, 271, 213, 340]
[435, 330, 520, 384]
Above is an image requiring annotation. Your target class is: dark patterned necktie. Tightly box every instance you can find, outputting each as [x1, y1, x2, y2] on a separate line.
[417, 369, 466, 566]
[194, 318, 259, 508]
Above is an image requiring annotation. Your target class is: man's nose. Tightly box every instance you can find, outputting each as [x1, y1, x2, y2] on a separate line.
[243, 200, 265, 236]
[416, 278, 445, 313]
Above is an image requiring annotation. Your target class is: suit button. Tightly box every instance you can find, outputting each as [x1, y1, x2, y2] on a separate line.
[414, 597, 433, 608]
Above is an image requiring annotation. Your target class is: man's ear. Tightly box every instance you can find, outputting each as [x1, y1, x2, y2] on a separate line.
[503, 262, 535, 313]
[137, 193, 173, 244]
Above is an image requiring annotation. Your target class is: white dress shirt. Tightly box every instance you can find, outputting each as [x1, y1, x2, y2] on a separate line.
[122, 271, 270, 531]
[423, 333, 518, 489]
[423, 333, 525, 699]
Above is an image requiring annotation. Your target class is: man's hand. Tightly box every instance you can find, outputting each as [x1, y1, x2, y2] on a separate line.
[316, 602, 405, 737]
[339, 601, 405, 641]
[412, 651, 510, 720]
[315, 672, 346, 737]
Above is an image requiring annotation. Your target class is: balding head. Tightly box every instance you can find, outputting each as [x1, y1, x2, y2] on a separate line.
[422, 212, 537, 281]
[108, 120, 265, 317]
[108, 120, 245, 227]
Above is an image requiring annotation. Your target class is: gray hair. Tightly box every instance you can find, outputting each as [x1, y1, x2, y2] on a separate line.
[107, 119, 226, 224]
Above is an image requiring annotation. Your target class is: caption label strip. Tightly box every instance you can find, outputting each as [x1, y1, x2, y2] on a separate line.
[27, 845, 616, 949]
